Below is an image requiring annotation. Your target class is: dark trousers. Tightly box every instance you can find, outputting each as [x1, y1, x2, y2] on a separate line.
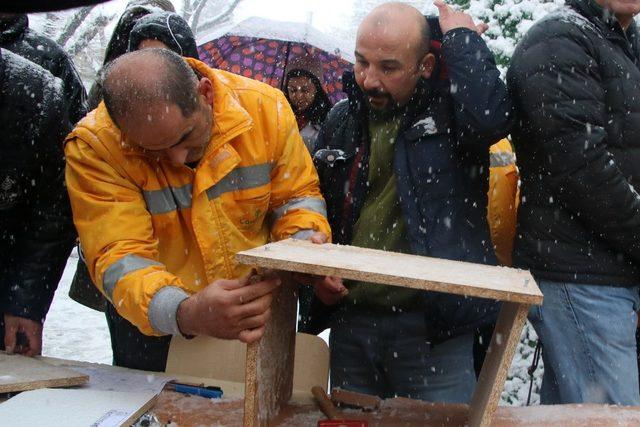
[105, 304, 171, 372]
[330, 307, 476, 402]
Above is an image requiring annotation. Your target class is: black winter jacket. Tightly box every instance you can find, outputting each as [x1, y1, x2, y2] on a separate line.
[0, 50, 76, 322]
[0, 14, 87, 124]
[310, 27, 512, 340]
[507, 0, 640, 286]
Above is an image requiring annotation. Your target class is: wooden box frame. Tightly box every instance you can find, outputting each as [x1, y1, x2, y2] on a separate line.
[237, 239, 543, 427]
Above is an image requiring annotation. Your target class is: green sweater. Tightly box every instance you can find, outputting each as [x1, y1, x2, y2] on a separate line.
[346, 111, 422, 310]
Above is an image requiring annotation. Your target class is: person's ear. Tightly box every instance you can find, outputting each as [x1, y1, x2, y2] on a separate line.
[419, 53, 436, 79]
[197, 78, 214, 106]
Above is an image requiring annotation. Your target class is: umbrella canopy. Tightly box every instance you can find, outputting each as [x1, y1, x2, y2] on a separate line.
[197, 17, 354, 105]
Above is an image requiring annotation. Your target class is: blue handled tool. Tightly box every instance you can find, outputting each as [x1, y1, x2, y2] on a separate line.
[166, 382, 223, 399]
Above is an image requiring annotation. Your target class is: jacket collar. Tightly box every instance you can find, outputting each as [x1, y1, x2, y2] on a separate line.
[569, 0, 640, 56]
[0, 14, 27, 44]
[185, 57, 254, 157]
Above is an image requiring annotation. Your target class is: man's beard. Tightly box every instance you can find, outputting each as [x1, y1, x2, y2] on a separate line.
[364, 89, 401, 113]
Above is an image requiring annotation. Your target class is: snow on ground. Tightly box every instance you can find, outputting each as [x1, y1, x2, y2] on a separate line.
[42, 250, 111, 364]
[43, 253, 543, 405]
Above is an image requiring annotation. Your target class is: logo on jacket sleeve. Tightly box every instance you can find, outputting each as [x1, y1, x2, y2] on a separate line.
[412, 117, 438, 135]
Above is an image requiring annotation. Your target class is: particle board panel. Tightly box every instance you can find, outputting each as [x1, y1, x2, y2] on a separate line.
[236, 239, 542, 305]
[468, 302, 531, 427]
[0, 352, 88, 393]
[243, 277, 297, 427]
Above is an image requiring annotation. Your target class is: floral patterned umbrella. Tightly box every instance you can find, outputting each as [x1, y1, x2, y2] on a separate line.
[197, 17, 354, 105]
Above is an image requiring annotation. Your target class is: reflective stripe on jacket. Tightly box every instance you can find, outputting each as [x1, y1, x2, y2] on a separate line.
[488, 138, 519, 266]
[65, 58, 330, 336]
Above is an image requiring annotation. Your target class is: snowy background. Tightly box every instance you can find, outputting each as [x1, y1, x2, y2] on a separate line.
[31, 0, 588, 406]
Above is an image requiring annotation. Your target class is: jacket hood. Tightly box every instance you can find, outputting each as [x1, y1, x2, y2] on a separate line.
[284, 54, 324, 84]
[102, 0, 175, 65]
[128, 11, 199, 59]
[0, 14, 27, 44]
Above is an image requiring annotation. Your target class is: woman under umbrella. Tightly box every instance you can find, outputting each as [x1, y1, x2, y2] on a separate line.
[283, 55, 332, 152]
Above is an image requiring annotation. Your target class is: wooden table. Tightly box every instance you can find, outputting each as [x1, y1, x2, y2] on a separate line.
[153, 390, 640, 426]
[22, 357, 640, 426]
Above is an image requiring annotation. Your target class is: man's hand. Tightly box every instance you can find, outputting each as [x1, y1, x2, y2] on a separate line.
[295, 232, 349, 306]
[4, 314, 43, 357]
[176, 271, 281, 344]
[435, 0, 488, 35]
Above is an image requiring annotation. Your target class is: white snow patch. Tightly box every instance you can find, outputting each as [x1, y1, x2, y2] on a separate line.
[43, 250, 112, 364]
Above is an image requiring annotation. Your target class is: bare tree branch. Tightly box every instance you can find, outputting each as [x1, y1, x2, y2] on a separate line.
[67, 13, 114, 57]
[181, 0, 194, 22]
[57, 5, 95, 47]
[190, 0, 210, 30]
[196, 0, 242, 34]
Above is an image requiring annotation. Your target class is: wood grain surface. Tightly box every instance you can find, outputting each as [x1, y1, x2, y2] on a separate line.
[243, 278, 297, 426]
[236, 239, 542, 305]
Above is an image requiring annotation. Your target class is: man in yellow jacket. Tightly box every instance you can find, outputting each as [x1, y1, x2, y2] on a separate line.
[65, 49, 338, 370]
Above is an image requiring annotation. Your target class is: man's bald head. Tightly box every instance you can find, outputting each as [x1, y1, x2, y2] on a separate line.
[102, 48, 199, 127]
[102, 48, 215, 165]
[353, 2, 435, 111]
[358, 2, 430, 59]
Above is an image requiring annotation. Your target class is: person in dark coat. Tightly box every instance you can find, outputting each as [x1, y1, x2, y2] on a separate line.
[309, 2, 511, 401]
[1, 1, 109, 13]
[86, 0, 175, 110]
[0, 49, 76, 356]
[0, 13, 87, 124]
[128, 11, 199, 59]
[507, 0, 640, 405]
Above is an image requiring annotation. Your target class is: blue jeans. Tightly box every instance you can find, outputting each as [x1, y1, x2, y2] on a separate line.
[329, 308, 476, 402]
[529, 280, 640, 405]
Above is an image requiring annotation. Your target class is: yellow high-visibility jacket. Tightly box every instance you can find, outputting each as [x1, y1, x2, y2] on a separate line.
[65, 58, 331, 336]
[488, 138, 519, 266]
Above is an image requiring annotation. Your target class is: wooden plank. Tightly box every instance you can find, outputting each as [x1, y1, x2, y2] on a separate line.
[236, 240, 542, 305]
[0, 352, 88, 393]
[468, 302, 531, 427]
[243, 277, 297, 426]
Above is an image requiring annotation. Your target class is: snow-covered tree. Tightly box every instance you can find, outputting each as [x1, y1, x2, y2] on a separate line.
[420, 0, 565, 69]
[30, 0, 245, 87]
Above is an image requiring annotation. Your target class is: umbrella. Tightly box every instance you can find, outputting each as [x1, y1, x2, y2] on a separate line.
[197, 17, 354, 105]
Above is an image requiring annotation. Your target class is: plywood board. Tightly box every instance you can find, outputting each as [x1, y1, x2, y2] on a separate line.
[243, 277, 297, 427]
[468, 302, 531, 427]
[166, 332, 329, 395]
[0, 388, 157, 427]
[0, 352, 88, 393]
[236, 240, 542, 304]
